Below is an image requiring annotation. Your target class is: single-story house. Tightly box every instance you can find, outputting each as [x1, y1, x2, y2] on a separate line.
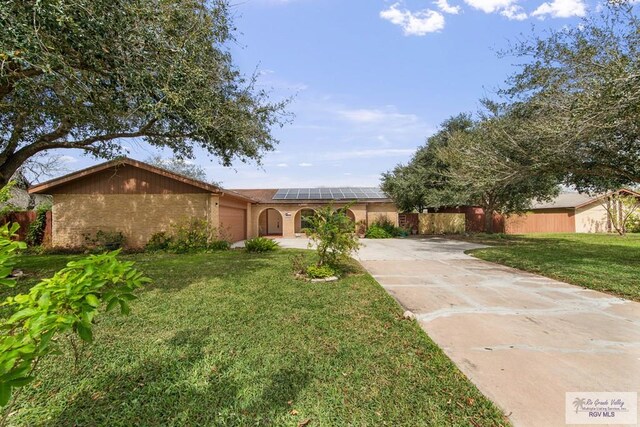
[503, 190, 640, 234]
[29, 158, 398, 248]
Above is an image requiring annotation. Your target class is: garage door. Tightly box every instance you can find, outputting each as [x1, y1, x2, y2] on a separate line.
[219, 206, 247, 242]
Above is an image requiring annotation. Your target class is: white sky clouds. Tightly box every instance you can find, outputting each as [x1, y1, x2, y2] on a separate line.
[381, 0, 589, 34]
[380, 3, 445, 35]
[532, 0, 587, 18]
[434, 0, 462, 14]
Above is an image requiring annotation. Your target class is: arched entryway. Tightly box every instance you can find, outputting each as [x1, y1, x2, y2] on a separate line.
[258, 209, 283, 236]
[295, 208, 316, 234]
[345, 209, 356, 223]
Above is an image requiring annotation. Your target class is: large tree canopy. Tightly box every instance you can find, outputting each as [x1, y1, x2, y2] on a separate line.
[381, 114, 473, 212]
[0, 0, 288, 186]
[502, 2, 640, 192]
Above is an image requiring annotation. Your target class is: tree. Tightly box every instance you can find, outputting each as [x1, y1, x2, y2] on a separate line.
[600, 191, 640, 236]
[303, 205, 360, 267]
[146, 155, 208, 182]
[438, 111, 560, 232]
[0, 0, 288, 186]
[381, 114, 474, 212]
[502, 2, 640, 193]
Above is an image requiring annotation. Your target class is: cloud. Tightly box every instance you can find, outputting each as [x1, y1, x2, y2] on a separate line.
[463, 0, 516, 13]
[337, 107, 419, 124]
[501, 4, 527, 20]
[321, 148, 416, 161]
[434, 0, 462, 14]
[298, 162, 313, 167]
[58, 155, 78, 164]
[380, 3, 445, 36]
[532, 0, 586, 18]
[276, 163, 288, 168]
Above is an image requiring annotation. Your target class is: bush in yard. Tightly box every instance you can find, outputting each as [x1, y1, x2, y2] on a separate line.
[209, 240, 231, 251]
[244, 237, 279, 253]
[145, 232, 173, 252]
[84, 230, 127, 251]
[304, 204, 360, 267]
[365, 225, 392, 239]
[306, 264, 337, 279]
[25, 204, 52, 247]
[0, 224, 150, 408]
[166, 218, 229, 253]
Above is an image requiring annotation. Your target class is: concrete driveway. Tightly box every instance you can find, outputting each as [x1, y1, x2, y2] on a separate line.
[352, 237, 640, 427]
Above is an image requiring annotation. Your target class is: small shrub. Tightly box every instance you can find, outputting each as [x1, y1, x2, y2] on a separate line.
[365, 225, 392, 239]
[209, 240, 231, 251]
[146, 232, 173, 251]
[306, 264, 337, 279]
[304, 204, 360, 267]
[84, 230, 126, 251]
[26, 204, 51, 246]
[290, 253, 307, 275]
[168, 218, 215, 253]
[245, 237, 279, 253]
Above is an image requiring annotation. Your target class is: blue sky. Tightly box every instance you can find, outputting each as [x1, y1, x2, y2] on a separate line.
[54, 0, 589, 188]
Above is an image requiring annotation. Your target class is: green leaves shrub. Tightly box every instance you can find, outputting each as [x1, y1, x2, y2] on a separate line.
[304, 204, 360, 267]
[365, 225, 392, 239]
[244, 237, 279, 253]
[25, 204, 51, 247]
[145, 232, 173, 252]
[146, 219, 230, 253]
[306, 265, 336, 279]
[0, 224, 150, 407]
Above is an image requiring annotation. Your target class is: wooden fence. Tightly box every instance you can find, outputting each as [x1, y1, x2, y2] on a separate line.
[0, 211, 52, 245]
[418, 213, 466, 234]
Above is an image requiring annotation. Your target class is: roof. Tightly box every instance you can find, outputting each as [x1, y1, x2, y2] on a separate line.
[232, 187, 392, 203]
[28, 158, 257, 203]
[531, 189, 640, 210]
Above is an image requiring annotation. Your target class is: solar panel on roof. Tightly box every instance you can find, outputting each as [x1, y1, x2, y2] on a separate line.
[271, 187, 387, 200]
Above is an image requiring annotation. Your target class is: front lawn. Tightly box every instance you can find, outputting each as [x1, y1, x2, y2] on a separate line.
[3, 250, 507, 426]
[463, 233, 640, 301]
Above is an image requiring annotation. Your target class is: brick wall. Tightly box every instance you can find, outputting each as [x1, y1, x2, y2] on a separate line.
[52, 194, 211, 248]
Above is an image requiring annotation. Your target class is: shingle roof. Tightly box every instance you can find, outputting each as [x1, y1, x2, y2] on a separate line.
[531, 189, 640, 209]
[531, 192, 596, 209]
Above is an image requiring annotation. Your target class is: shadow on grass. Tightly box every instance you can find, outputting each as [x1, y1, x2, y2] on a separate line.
[48, 327, 311, 427]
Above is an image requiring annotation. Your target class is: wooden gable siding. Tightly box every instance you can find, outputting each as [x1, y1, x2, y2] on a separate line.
[48, 164, 210, 195]
[504, 209, 575, 234]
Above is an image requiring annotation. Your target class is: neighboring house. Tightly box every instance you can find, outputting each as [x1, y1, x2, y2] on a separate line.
[29, 158, 398, 248]
[504, 190, 640, 234]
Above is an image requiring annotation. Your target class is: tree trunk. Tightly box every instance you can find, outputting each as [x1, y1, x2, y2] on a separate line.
[484, 208, 494, 234]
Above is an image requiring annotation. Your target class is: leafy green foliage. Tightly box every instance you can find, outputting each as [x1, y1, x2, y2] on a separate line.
[25, 204, 51, 247]
[208, 240, 231, 251]
[305, 264, 337, 279]
[501, 3, 640, 192]
[0, 181, 17, 217]
[244, 237, 279, 253]
[0, 223, 27, 288]
[84, 230, 127, 251]
[0, 0, 289, 185]
[365, 225, 393, 239]
[145, 232, 173, 252]
[304, 205, 360, 267]
[381, 114, 473, 213]
[145, 156, 209, 182]
[167, 218, 228, 253]
[0, 230, 150, 406]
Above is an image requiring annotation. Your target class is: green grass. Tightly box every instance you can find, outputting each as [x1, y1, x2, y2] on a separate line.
[3, 250, 508, 426]
[462, 233, 640, 301]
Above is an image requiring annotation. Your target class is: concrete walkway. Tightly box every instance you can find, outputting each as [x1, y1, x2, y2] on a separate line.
[354, 237, 640, 427]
